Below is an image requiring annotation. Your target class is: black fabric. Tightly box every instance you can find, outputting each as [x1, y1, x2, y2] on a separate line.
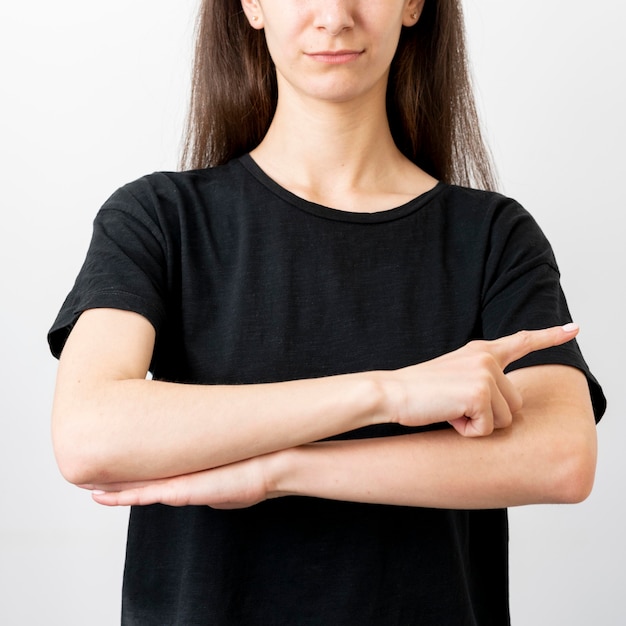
[49, 155, 605, 625]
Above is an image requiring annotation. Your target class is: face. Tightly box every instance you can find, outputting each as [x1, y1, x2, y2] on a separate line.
[241, 0, 424, 105]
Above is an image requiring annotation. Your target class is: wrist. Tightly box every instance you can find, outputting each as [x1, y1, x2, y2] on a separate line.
[263, 447, 300, 500]
[351, 370, 394, 427]
[369, 370, 403, 425]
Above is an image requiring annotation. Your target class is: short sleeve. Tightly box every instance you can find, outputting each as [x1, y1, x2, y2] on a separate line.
[48, 184, 170, 358]
[481, 200, 606, 421]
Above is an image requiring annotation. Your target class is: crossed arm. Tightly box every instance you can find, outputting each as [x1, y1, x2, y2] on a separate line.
[52, 308, 597, 510]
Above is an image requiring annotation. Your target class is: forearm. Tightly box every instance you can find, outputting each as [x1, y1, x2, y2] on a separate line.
[53, 372, 383, 485]
[270, 368, 597, 509]
[271, 417, 594, 509]
[90, 366, 597, 510]
[55, 311, 584, 494]
[53, 308, 389, 485]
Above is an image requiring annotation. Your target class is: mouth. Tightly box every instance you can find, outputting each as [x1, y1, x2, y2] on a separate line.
[306, 50, 364, 64]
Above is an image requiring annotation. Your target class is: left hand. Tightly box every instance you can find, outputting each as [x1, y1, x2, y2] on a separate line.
[87, 456, 270, 509]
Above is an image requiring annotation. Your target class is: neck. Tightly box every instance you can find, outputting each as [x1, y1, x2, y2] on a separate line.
[250, 80, 437, 212]
[266, 90, 391, 167]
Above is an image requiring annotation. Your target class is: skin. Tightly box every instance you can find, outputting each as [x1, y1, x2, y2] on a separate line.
[246, 0, 422, 105]
[245, 0, 436, 213]
[52, 0, 598, 510]
[82, 323, 596, 510]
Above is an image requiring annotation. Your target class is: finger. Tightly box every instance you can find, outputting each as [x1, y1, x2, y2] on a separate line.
[489, 379, 516, 429]
[489, 323, 579, 369]
[91, 488, 149, 507]
[491, 371, 523, 426]
[448, 390, 495, 436]
[91, 480, 183, 507]
[449, 409, 493, 437]
[91, 489, 127, 506]
[448, 372, 521, 436]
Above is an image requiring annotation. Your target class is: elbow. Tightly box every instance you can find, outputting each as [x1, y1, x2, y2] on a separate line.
[553, 456, 596, 504]
[53, 438, 108, 487]
[55, 448, 119, 487]
[54, 447, 102, 486]
[52, 413, 115, 486]
[55, 461, 90, 487]
[548, 431, 598, 504]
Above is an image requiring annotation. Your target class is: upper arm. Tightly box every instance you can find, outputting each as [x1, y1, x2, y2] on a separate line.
[56, 307, 156, 383]
[506, 364, 597, 503]
[507, 363, 595, 422]
[52, 308, 156, 474]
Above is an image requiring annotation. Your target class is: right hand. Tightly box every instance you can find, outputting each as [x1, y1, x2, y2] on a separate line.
[388, 324, 579, 437]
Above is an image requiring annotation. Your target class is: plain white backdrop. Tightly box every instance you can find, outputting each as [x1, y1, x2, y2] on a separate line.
[0, 1, 623, 624]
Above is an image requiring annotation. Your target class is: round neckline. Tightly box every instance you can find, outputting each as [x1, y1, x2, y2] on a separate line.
[238, 154, 445, 224]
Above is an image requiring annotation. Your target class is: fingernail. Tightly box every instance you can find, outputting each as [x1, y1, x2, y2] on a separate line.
[91, 490, 106, 496]
[562, 323, 579, 333]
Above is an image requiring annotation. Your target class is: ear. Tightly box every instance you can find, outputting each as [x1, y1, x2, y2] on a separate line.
[402, 0, 426, 27]
[241, 0, 265, 29]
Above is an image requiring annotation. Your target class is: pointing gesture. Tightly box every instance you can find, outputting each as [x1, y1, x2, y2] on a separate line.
[86, 324, 585, 510]
[488, 323, 579, 370]
[390, 324, 580, 437]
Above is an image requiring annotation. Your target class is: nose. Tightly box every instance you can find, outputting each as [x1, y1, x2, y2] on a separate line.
[312, 0, 355, 35]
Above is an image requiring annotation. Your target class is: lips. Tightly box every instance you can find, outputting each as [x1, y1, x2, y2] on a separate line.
[306, 50, 363, 64]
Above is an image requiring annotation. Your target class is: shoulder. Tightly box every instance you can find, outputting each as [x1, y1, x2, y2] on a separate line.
[443, 184, 550, 240]
[109, 159, 246, 211]
[430, 184, 547, 245]
[435, 183, 521, 219]
[94, 159, 253, 236]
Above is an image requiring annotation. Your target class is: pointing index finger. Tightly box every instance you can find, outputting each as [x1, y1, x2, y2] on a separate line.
[491, 323, 579, 370]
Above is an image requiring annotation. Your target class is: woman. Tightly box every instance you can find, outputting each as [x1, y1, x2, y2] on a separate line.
[49, 0, 605, 623]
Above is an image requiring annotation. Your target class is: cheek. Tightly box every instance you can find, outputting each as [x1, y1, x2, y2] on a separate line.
[262, 24, 299, 66]
[376, 25, 404, 64]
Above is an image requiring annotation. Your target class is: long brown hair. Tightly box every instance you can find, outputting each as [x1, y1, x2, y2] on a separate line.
[180, 0, 497, 191]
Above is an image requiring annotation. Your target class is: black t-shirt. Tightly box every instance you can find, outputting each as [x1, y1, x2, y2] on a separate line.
[49, 155, 605, 625]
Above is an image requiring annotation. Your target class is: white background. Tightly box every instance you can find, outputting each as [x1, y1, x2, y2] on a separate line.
[0, 1, 623, 624]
